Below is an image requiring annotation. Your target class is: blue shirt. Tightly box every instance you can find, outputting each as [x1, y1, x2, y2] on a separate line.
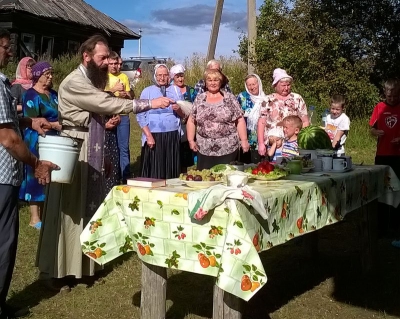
[137, 85, 183, 146]
[237, 91, 257, 149]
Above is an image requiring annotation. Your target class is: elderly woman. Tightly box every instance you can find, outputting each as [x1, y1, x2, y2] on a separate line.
[237, 73, 265, 163]
[11, 57, 36, 114]
[137, 64, 184, 178]
[18, 61, 61, 229]
[257, 68, 309, 156]
[187, 69, 250, 170]
[170, 64, 197, 172]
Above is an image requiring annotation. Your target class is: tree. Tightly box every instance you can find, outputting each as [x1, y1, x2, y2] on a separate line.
[238, 0, 382, 118]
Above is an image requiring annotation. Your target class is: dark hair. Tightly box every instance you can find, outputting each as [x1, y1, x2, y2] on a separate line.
[330, 94, 345, 108]
[78, 34, 108, 62]
[0, 28, 10, 40]
[108, 51, 119, 60]
[283, 115, 303, 129]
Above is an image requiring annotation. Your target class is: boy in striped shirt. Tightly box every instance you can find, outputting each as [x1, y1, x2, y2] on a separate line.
[281, 115, 303, 157]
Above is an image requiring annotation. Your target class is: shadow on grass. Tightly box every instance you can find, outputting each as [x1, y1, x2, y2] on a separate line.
[132, 214, 400, 318]
[7, 252, 135, 310]
[132, 272, 216, 319]
[130, 155, 141, 177]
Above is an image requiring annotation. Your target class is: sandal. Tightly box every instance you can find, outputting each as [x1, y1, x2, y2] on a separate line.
[29, 221, 42, 230]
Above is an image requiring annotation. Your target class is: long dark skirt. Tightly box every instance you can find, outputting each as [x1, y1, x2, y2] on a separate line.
[105, 129, 121, 194]
[197, 149, 239, 170]
[140, 131, 181, 179]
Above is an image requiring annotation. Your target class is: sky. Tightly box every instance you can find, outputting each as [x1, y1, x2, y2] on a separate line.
[85, 0, 264, 62]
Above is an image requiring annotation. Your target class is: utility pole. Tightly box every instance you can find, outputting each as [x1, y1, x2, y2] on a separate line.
[207, 0, 224, 62]
[247, 0, 256, 74]
[138, 28, 142, 57]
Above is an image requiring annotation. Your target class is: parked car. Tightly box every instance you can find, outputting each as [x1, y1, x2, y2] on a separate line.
[120, 57, 167, 89]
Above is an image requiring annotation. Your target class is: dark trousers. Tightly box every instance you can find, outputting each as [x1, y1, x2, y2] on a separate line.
[0, 185, 19, 314]
[116, 115, 131, 181]
[375, 156, 400, 237]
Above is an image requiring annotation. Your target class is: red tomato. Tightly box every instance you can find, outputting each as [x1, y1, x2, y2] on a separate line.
[252, 169, 259, 175]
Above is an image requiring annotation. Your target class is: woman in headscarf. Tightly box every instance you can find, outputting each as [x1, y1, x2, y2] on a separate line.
[137, 64, 184, 178]
[11, 57, 36, 114]
[257, 68, 309, 157]
[170, 64, 197, 172]
[19, 61, 61, 229]
[237, 74, 266, 163]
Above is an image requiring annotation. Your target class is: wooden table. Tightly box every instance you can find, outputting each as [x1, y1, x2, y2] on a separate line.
[80, 165, 398, 318]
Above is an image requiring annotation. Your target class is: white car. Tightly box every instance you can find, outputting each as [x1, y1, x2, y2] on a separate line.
[121, 57, 167, 89]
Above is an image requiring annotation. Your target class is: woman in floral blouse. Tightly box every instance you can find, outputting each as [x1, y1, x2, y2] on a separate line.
[187, 69, 250, 170]
[257, 68, 309, 156]
[237, 73, 266, 163]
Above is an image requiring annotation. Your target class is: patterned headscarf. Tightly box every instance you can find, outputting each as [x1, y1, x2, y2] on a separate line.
[12, 57, 35, 90]
[32, 61, 52, 85]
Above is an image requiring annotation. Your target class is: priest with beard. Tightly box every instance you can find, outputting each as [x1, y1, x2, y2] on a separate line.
[36, 35, 173, 292]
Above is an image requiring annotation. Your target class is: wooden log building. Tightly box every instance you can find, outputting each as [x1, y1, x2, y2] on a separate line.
[0, 0, 140, 60]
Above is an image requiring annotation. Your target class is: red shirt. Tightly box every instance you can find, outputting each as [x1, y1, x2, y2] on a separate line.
[369, 101, 400, 156]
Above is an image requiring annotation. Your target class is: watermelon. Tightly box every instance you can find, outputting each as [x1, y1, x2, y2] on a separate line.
[297, 125, 332, 150]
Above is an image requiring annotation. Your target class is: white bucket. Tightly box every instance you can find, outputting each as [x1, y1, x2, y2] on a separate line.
[38, 135, 83, 184]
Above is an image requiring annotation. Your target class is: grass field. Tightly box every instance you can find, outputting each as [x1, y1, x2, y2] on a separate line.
[7, 117, 400, 319]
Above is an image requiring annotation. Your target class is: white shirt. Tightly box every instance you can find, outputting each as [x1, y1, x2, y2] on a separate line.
[325, 113, 350, 156]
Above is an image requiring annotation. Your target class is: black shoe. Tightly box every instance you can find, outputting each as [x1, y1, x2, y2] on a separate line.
[2, 305, 30, 318]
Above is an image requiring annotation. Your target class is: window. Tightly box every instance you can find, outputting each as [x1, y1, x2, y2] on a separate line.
[21, 33, 35, 54]
[67, 40, 80, 54]
[41, 36, 53, 56]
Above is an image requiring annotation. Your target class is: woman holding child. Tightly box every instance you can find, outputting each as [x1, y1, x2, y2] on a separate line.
[258, 68, 309, 157]
[187, 69, 249, 170]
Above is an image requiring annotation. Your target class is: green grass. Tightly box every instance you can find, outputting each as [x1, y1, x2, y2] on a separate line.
[6, 56, 393, 319]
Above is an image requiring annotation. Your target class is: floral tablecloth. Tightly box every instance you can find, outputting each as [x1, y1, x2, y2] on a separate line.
[80, 165, 399, 301]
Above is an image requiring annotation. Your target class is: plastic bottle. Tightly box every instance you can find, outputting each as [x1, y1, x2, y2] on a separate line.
[321, 109, 329, 127]
[308, 106, 317, 125]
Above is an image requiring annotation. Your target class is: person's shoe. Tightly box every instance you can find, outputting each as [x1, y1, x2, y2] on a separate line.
[2, 305, 30, 318]
[41, 278, 71, 293]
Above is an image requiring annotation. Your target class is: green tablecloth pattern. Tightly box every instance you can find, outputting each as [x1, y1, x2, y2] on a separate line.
[80, 165, 399, 301]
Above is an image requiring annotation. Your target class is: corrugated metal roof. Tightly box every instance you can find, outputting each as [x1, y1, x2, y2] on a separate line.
[0, 0, 140, 39]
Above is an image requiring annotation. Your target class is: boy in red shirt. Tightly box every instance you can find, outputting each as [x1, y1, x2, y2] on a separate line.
[369, 78, 400, 246]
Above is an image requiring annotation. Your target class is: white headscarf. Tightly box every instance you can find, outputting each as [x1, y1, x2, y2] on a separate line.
[245, 74, 269, 132]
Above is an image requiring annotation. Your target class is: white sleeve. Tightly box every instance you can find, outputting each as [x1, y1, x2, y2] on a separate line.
[337, 115, 350, 131]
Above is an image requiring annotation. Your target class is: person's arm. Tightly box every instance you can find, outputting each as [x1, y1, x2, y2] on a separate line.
[0, 123, 59, 183]
[186, 115, 199, 152]
[62, 77, 172, 115]
[332, 130, 344, 148]
[267, 141, 277, 157]
[257, 117, 266, 156]
[236, 117, 249, 152]
[297, 96, 310, 127]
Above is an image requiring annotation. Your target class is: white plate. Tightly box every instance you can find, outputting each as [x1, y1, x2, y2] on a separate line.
[329, 167, 354, 173]
[184, 180, 223, 189]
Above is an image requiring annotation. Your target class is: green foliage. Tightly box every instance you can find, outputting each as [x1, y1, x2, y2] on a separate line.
[239, 0, 383, 119]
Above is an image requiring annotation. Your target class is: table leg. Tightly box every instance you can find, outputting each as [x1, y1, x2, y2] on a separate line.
[359, 199, 378, 274]
[140, 262, 167, 319]
[303, 231, 319, 259]
[213, 284, 243, 319]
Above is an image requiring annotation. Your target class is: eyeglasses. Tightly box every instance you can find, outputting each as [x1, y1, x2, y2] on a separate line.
[42, 72, 53, 78]
[156, 74, 169, 78]
[0, 44, 11, 51]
